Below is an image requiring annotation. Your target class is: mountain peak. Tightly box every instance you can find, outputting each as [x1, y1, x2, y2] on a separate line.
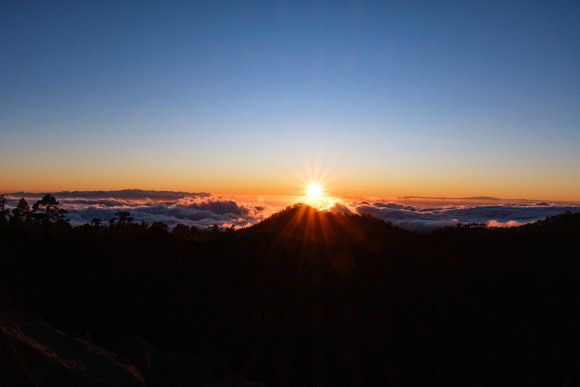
[246, 203, 401, 245]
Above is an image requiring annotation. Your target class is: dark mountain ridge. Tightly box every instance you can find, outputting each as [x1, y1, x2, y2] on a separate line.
[1, 205, 580, 386]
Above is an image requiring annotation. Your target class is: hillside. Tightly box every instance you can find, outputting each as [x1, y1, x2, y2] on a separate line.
[1, 206, 580, 386]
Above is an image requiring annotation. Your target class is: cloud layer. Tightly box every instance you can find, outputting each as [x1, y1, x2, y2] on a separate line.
[3, 190, 580, 231]
[3, 190, 277, 228]
[348, 200, 580, 231]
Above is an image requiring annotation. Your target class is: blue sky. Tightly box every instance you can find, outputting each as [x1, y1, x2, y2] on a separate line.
[1, 1, 579, 198]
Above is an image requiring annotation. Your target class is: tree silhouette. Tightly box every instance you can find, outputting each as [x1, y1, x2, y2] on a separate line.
[109, 211, 134, 228]
[90, 218, 102, 228]
[11, 198, 31, 224]
[149, 222, 169, 236]
[32, 194, 67, 227]
[172, 224, 190, 239]
[172, 224, 200, 240]
[0, 195, 8, 224]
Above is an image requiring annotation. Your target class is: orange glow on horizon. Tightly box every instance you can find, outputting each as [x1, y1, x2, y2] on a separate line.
[0, 156, 579, 202]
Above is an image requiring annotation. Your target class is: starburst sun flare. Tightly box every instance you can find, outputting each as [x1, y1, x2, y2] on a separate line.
[306, 183, 323, 201]
[303, 182, 338, 209]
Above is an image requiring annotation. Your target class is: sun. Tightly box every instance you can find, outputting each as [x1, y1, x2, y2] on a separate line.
[305, 182, 324, 203]
[299, 181, 338, 210]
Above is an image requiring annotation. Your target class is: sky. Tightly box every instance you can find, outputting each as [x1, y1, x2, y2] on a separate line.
[1, 1, 580, 200]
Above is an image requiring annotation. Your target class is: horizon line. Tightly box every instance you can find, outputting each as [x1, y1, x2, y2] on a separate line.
[2, 188, 580, 204]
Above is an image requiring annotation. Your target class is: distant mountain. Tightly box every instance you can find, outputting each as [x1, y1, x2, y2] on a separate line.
[3, 189, 210, 201]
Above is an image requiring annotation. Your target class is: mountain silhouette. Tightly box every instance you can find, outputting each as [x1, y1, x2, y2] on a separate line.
[244, 203, 403, 245]
[1, 204, 580, 385]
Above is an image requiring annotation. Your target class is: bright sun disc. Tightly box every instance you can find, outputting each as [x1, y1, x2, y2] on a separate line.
[306, 183, 323, 201]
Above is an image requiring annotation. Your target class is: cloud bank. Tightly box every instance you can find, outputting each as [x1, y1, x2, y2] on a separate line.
[3, 190, 579, 231]
[349, 200, 580, 231]
[3, 190, 278, 228]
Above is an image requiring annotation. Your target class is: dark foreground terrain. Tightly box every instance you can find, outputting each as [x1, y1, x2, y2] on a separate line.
[2, 203, 580, 386]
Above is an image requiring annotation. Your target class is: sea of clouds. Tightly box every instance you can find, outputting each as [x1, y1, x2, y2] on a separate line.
[3, 190, 580, 231]
[338, 199, 580, 231]
[3, 190, 282, 229]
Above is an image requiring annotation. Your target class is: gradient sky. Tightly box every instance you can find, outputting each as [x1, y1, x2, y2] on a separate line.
[1, 1, 580, 199]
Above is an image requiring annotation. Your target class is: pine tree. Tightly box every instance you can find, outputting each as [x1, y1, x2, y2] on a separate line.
[32, 194, 67, 227]
[0, 195, 9, 224]
[11, 198, 31, 223]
